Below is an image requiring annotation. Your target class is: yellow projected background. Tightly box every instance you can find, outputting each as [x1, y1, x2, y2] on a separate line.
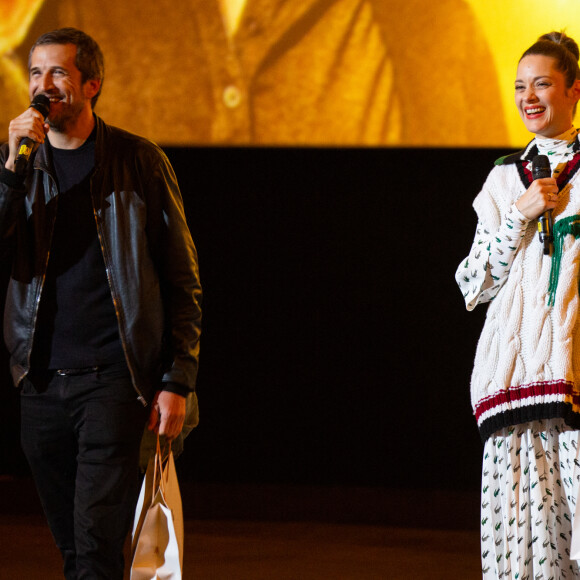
[0, 0, 44, 139]
[1, 0, 580, 148]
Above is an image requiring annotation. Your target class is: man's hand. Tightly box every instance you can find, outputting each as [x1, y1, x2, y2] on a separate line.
[5, 105, 49, 172]
[147, 390, 186, 442]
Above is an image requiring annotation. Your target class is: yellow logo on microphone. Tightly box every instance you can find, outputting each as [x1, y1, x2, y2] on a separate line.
[18, 144, 32, 157]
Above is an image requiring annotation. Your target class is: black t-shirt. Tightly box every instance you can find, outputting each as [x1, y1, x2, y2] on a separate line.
[31, 131, 125, 369]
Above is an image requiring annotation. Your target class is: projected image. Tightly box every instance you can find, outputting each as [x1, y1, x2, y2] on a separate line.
[0, 0, 544, 147]
[0, 0, 44, 139]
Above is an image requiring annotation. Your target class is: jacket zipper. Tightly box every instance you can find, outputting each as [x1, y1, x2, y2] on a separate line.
[23, 169, 58, 384]
[90, 176, 147, 406]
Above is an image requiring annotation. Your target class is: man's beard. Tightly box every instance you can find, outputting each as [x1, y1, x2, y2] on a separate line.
[47, 100, 85, 133]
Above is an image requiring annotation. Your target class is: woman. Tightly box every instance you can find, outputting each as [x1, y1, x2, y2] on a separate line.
[457, 32, 580, 579]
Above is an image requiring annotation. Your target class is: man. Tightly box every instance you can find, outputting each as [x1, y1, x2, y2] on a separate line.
[0, 28, 202, 579]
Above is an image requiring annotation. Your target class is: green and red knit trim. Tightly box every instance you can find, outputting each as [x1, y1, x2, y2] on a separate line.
[475, 380, 580, 441]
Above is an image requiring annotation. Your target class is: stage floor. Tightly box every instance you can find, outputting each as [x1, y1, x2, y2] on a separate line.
[0, 514, 480, 579]
[0, 476, 482, 578]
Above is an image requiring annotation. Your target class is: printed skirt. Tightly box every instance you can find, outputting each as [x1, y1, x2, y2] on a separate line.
[481, 419, 580, 579]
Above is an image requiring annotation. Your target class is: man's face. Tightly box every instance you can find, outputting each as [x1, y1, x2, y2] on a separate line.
[28, 43, 97, 133]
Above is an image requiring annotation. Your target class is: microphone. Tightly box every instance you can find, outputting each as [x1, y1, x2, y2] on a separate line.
[532, 154, 553, 255]
[13, 94, 51, 176]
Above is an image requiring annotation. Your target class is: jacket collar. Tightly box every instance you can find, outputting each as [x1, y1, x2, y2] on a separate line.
[33, 114, 107, 174]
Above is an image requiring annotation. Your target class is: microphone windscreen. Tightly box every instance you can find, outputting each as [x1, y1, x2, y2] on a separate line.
[30, 94, 50, 118]
[532, 154, 551, 180]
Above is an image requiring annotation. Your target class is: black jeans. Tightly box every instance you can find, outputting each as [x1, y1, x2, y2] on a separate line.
[20, 362, 149, 580]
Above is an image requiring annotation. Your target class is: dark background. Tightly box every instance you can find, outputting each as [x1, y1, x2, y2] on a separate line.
[0, 146, 505, 497]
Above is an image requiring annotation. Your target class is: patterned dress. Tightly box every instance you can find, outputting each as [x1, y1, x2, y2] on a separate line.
[481, 420, 580, 579]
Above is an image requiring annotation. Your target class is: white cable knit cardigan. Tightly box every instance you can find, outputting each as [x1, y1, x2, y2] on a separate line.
[457, 138, 580, 440]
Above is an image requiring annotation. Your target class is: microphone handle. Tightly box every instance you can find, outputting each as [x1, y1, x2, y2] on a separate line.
[539, 210, 553, 255]
[13, 95, 51, 176]
[14, 138, 36, 175]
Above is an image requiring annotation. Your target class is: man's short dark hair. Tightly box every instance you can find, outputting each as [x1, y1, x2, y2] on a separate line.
[29, 27, 104, 107]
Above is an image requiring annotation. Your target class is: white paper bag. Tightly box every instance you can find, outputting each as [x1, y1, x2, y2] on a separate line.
[131, 437, 184, 579]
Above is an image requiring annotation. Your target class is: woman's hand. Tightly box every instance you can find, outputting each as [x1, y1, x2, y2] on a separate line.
[515, 177, 559, 220]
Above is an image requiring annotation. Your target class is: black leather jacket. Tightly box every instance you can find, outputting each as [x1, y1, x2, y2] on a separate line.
[0, 116, 202, 404]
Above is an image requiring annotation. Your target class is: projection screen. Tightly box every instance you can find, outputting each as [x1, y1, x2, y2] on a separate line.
[1, 0, 579, 148]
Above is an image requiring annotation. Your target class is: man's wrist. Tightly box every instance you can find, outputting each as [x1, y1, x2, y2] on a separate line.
[4, 156, 15, 173]
[0, 166, 25, 188]
[161, 381, 189, 398]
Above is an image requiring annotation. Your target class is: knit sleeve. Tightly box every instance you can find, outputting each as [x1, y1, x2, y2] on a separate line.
[456, 203, 530, 311]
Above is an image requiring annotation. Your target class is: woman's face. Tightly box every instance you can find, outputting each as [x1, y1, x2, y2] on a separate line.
[515, 54, 580, 138]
